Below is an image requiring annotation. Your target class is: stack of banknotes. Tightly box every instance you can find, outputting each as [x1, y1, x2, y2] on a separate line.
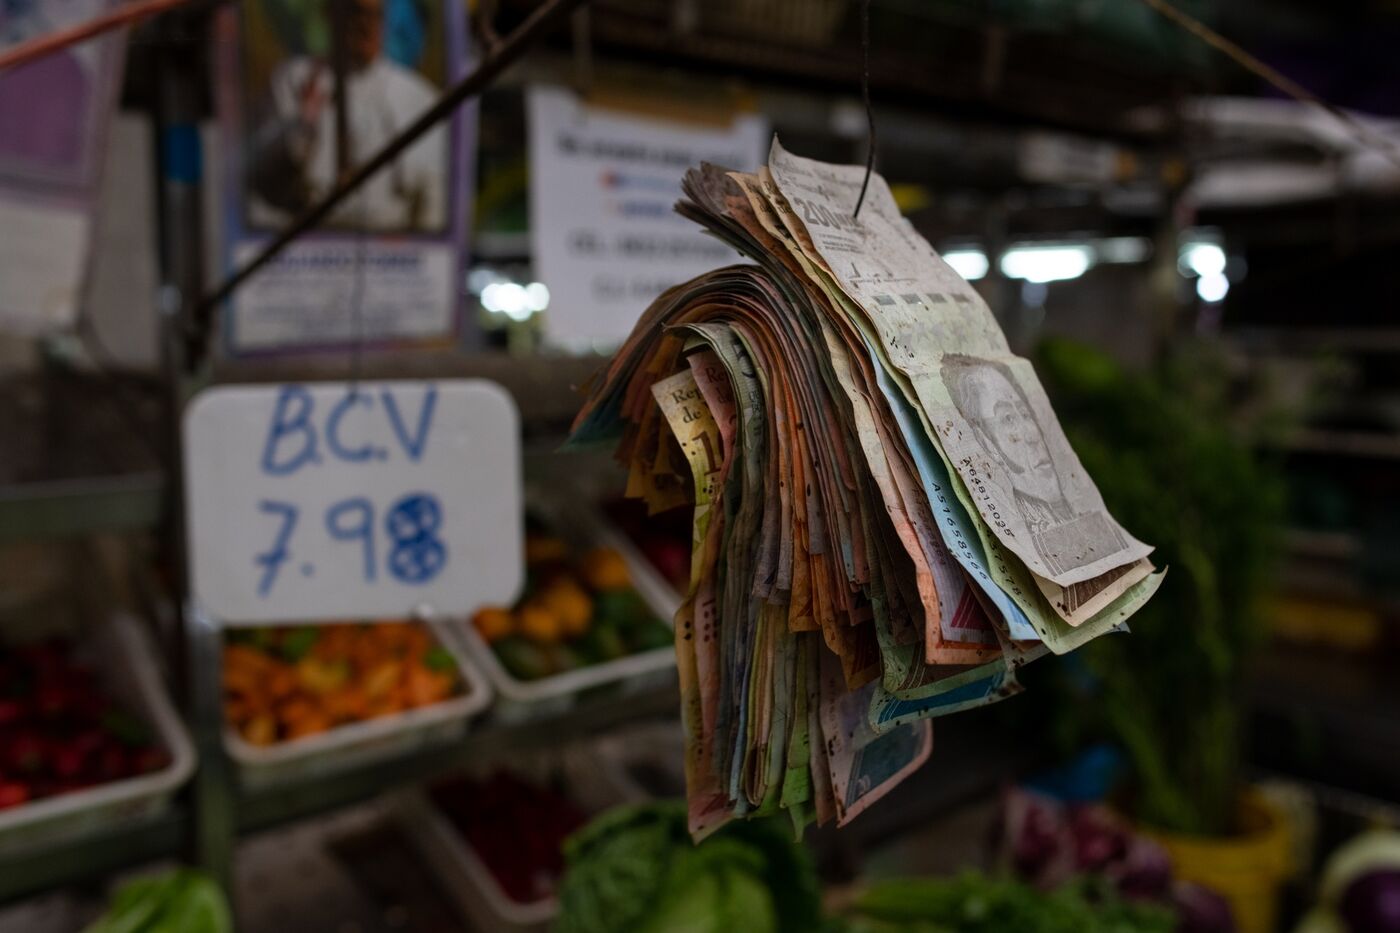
[569, 140, 1162, 838]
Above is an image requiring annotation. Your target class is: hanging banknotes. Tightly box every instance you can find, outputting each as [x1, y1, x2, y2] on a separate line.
[569, 139, 1162, 838]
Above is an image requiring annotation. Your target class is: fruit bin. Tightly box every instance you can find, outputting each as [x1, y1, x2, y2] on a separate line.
[450, 485, 682, 724]
[0, 613, 195, 857]
[395, 748, 639, 933]
[222, 618, 492, 789]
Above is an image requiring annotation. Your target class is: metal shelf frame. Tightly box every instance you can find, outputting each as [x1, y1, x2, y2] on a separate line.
[0, 680, 678, 906]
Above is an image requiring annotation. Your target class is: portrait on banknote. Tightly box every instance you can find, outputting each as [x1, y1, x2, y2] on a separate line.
[940, 354, 1127, 578]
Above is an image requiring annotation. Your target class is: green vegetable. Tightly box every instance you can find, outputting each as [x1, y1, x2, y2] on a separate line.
[594, 590, 650, 628]
[575, 622, 628, 664]
[277, 627, 319, 662]
[629, 619, 673, 652]
[556, 801, 821, 933]
[843, 873, 1174, 933]
[84, 869, 232, 933]
[423, 646, 456, 672]
[493, 635, 553, 681]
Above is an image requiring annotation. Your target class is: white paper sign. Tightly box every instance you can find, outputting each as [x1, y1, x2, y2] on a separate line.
[527, 85, 768, 347]
[184, 380, 522, 624]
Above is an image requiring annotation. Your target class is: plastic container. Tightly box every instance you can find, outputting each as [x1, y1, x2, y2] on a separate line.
[0, 613, 195, 856]
[452, 487, 680, 724]
[223, 618, 492, 789]
[1143, 789, 1293, 933]
[395, 751, 628, 933]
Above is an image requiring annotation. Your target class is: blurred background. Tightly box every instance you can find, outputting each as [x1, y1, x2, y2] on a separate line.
[2, 0, 1399, 930]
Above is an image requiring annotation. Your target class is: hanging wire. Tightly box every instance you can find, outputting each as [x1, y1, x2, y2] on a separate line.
[1138, 0, 1400, 172]
[348, 208, 367, 390]
[852, 0, 875, 219]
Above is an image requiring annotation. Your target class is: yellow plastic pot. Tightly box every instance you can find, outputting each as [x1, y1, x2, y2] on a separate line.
[1143, 789, 1293, 933]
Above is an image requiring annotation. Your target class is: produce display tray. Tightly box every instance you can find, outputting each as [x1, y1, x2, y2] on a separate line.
[451, 485, 681, 724]
[0, 613, 195, 857]
[395, 749, 637, 933]
[223, 618, 493, 790]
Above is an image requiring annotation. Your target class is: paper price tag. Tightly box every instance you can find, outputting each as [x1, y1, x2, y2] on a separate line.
[183, 380, 522, 625]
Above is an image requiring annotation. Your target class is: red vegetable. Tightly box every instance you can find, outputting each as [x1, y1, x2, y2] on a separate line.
[430, 771, 587, 904]
[0, 638, 165, 810]
[0, 782, 29, 810]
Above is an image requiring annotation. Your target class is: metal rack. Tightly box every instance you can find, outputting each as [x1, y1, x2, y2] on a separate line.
[0, 682, 678, 905]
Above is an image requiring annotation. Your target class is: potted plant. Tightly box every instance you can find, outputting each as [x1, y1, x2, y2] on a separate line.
[1033, 338, 1290, 933]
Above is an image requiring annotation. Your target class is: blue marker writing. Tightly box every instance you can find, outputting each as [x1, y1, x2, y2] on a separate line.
[261, 385, 320, 475]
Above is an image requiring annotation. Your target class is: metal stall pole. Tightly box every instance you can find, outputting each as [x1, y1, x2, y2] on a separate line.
[148, 9, 236, 895]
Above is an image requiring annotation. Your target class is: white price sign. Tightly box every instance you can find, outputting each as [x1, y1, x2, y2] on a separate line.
[183, 380, 522, 624]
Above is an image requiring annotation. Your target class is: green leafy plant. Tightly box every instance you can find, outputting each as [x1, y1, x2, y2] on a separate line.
[1034, 338, 1285, 836]
[555, 801, 822, 933]
[842, 872, 1175, 933]
[83, 869, 232, 933]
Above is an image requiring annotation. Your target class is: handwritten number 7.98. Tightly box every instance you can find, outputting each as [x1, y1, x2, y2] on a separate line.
[255, 492, 445, 595]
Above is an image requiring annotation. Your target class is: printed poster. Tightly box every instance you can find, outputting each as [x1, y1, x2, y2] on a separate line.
[215, 0, 473, 354]
[527, 85, 768, 349]
[0, 0, 125, 335]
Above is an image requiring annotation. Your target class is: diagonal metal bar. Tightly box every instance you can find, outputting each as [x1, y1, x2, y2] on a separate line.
[191, 0, 591, 360]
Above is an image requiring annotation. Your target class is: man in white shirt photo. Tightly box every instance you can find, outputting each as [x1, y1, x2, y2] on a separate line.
[246, 0, 446, 232]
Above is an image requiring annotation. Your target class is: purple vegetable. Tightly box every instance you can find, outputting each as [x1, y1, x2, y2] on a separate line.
[1172, 881, 1235, 933]
[1112, 836, 1173, 899]
[1001, 788, 1073, 884]
[1069, 805, 1129, 873]
[1339, 869, 1400, 933]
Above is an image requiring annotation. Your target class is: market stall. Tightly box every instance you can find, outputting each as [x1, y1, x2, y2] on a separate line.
[3, 1, 1400, 931]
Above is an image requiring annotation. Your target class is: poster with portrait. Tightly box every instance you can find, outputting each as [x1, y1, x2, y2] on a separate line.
[0, 0, 125, 335]
[215, 0, 472, 354]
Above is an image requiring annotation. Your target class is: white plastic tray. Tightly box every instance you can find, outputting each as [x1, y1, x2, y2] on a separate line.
[223, 618, 492, 789]
[398, 789, 556, 933]
[395, 750, 632, 933]
[0, 613, 195, 856]
[451, 487, 680, 724]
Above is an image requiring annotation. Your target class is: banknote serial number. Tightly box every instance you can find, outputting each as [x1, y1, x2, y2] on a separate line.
[960, 457, 1015, 539]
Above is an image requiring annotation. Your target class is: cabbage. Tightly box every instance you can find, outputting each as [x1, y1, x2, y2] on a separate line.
[555, 802, 821, 933]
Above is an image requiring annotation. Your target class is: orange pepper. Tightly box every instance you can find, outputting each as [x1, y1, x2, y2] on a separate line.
[363, 660, 402, 699]
[525, 534, 569, 566]
[224, 696, 250, 726]
[285, 711, 332, 740]
[224, 644, 270, 672]
[268, 665, 297, 700]
[471, 606, 514, 643]
[242, 714, 277, 746]
[539, 579, 592, 637]
[404, 666, 453, 707]
[580, 547, 631, 591]
[322, 686, 369, 722]
[519, 602, 565, 644]
[222, 665, 262, 699]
